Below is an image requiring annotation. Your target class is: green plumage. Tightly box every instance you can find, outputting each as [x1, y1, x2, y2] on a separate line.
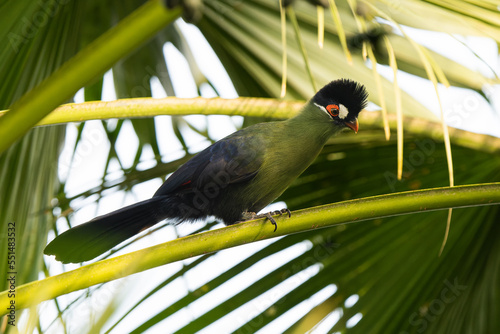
[236, 106, 341, 212]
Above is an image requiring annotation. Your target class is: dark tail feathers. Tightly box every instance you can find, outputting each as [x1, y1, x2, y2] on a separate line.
[44, 196, 170, 263]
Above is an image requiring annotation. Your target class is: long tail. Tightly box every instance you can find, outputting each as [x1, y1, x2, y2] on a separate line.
[44, 196, 171, 263]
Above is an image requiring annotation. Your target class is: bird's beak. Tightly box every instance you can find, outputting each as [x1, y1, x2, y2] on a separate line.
[345, 118, 359, 133]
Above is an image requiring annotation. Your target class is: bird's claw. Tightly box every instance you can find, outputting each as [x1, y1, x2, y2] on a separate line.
[263, 212, 278, 232]
[241, 208, 291, 232]
[272, 208, 291, 218]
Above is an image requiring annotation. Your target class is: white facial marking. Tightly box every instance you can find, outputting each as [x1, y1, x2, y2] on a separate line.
[314, 102, 329, 116]
[339, 104, 349, 119]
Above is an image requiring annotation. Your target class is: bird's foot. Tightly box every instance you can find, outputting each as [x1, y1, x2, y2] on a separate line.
[240, 208, 291, 232]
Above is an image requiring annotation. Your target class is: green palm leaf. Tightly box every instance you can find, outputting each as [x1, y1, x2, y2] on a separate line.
[1, 1, 499, 333]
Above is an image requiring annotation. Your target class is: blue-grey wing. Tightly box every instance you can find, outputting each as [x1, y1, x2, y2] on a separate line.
[153, 133, 264, 197]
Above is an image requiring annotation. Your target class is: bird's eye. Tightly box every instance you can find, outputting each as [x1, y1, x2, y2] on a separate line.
[326, 104, 339, 117]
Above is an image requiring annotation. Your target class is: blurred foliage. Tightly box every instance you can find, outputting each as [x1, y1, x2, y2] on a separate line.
[0, 0, 83, 290]
[1, 0, 499, 333]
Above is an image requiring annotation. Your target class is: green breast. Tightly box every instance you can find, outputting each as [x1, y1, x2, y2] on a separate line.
[242, 120, 331, 212]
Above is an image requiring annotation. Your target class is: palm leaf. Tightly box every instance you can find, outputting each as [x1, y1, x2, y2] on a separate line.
[1, 0, 499, 333]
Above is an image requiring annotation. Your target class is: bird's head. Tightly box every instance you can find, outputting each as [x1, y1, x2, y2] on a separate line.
[312, 79, 368, 133]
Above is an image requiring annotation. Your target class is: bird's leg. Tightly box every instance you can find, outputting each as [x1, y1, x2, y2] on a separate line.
[239, 208, 292, 232]
[262, 212, 278, 232]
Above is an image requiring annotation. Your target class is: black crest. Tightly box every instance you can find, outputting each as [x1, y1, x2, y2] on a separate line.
[313, 79, 368, 119]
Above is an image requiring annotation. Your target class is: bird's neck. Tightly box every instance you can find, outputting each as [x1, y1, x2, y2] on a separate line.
[285, 101, 338, 145]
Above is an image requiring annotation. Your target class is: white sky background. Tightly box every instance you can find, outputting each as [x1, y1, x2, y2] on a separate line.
[40, 18, 500, 334]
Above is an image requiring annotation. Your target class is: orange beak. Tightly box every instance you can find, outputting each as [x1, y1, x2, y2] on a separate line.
[345, 118, 359, 133]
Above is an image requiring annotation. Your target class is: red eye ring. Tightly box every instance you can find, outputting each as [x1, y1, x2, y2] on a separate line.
[326, 104, 339, 117]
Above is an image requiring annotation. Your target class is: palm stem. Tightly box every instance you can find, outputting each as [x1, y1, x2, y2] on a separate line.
[1, 97, 498, 154]
[2, 182, 500, 314]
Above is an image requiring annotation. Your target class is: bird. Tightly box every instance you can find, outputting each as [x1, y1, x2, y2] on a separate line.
[44, 79, 368, 263]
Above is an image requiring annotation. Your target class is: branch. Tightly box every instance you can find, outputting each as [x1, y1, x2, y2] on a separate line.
[2, 182, 500, 314]
[1, 97, 498, 154]
[0, 97, 303, 125]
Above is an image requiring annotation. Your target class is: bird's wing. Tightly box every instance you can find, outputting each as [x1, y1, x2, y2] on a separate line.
[154, 132, 264, 197]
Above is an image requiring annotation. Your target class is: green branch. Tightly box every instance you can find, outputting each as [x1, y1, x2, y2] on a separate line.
[0, 97, 304, 125]
[0, 0, 181, 154]
[2, 182, 500, 314]
[1, 97, 498, 154]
